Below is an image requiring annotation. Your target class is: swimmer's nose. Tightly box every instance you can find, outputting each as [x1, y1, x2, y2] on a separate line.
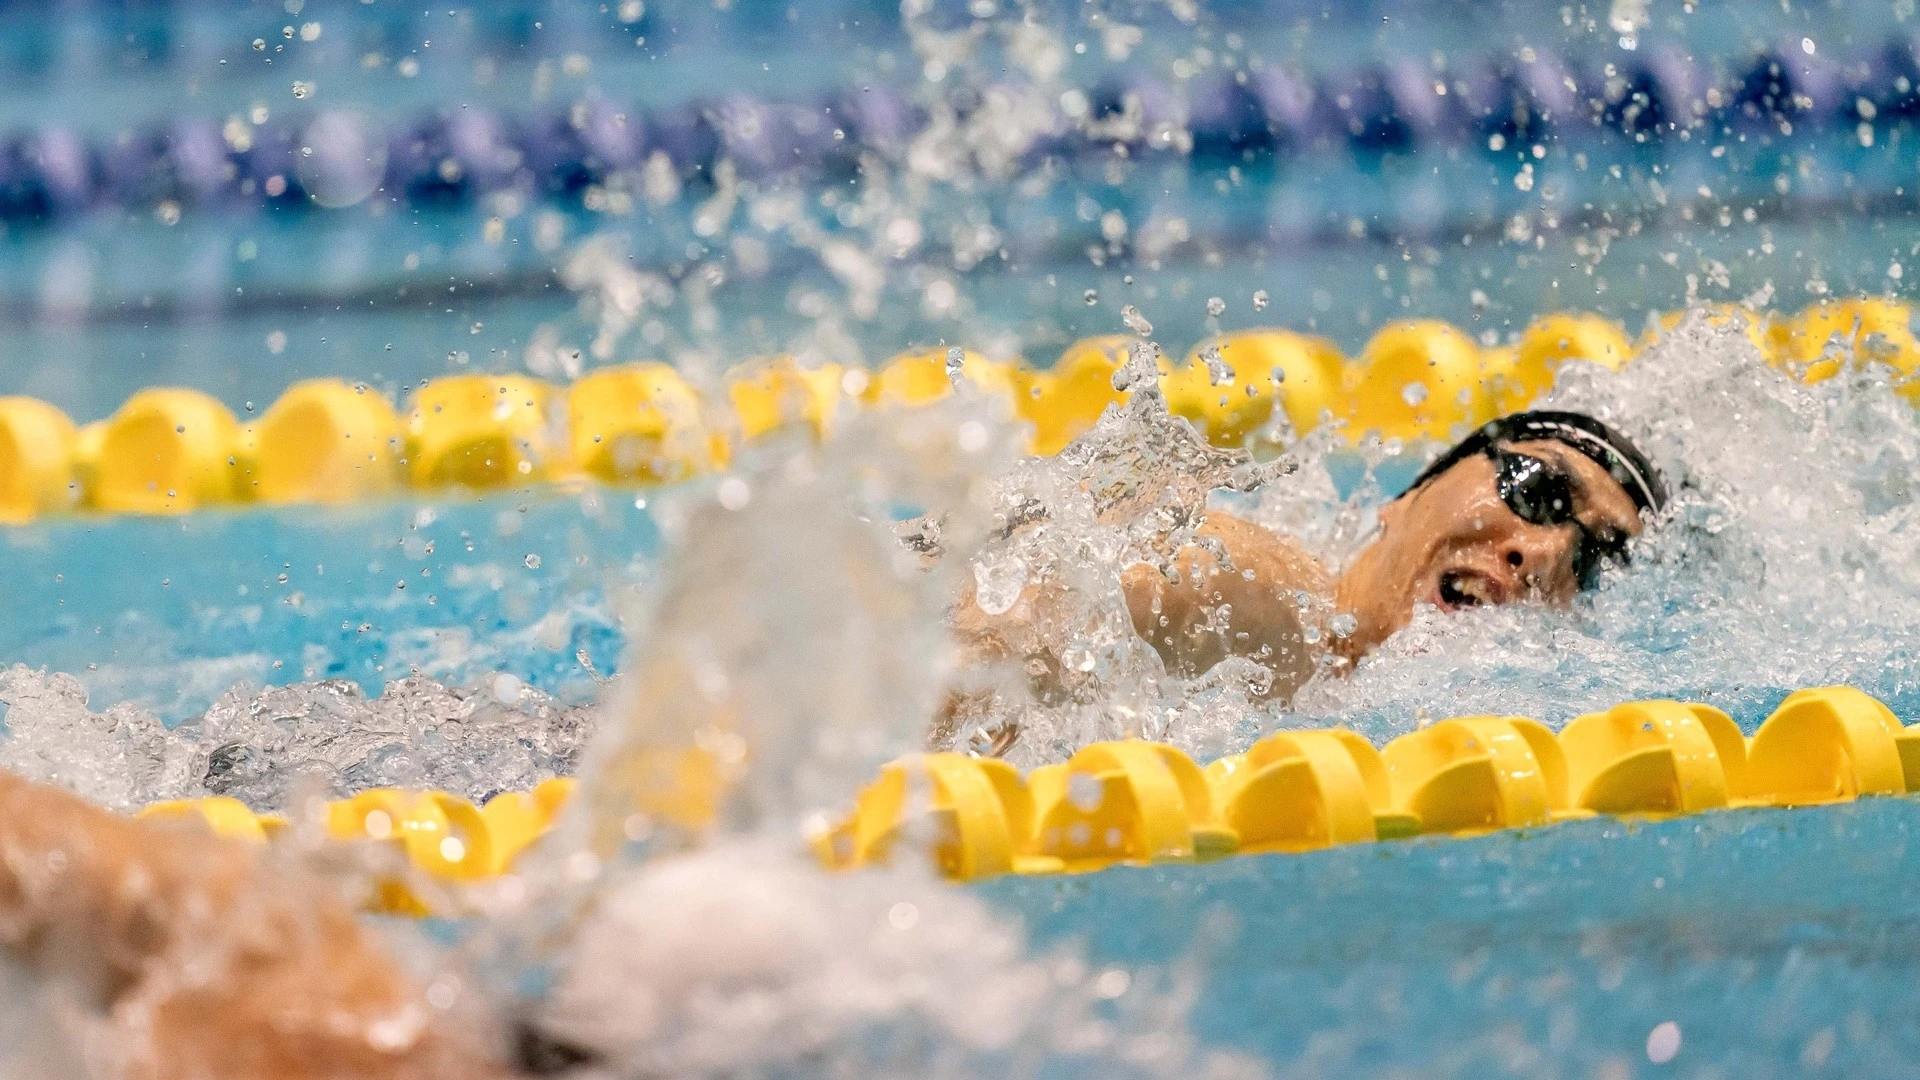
[1501, 528, 1576, 595]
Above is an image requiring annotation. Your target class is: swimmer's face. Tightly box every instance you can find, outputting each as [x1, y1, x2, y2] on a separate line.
[1332, 439, 1646, 657]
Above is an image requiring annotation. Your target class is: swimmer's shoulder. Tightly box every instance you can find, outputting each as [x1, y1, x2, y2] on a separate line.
[1196, 510, 1333, 596]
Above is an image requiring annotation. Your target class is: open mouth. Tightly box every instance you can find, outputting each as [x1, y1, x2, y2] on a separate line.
[1435, 570, 1504, 611]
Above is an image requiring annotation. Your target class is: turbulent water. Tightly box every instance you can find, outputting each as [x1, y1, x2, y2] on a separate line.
[0, 304, 1918, 1077]
[1280, 309, 1920, 737]
[0, 667, 598, 812]
[519, 842, 1260, 1080]
[9, 0, 1920, 1071]
[7, 307, 1920, 805]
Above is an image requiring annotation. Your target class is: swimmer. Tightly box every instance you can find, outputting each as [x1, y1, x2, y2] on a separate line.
[0, 770, 510, 1079]
[954, 410, 1668, 712]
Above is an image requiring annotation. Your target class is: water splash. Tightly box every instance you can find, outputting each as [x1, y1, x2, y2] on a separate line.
[559, 393, 1025, 862]
[1281, 308, 1920, 736]
[526, 843, 1258, 1080]
[487, 390, 1254, 1080]
[0, 667, 595, 812]
[936, 336, 1299, 764]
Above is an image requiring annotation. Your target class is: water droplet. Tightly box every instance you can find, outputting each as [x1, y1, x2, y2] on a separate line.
[945, 346, 966, 384]
[972, 551, 1029, 615]
[887, 902, 920, 930]
[717, 476, 752, 510]
[1205, 296, 1226, 317]
[492, 673, 524, 703]
[1083, 288, 1098, 306]
[1646, 1021, 1682, 1064]
[291, 80, 313, 99]
[1120, 304, 1153, 337]
[1067, 771, 1105, 811]
[523, 553, 542, 569]
[1401, 382, 1430, 406]
[1251, 289, 1269, 311]
[1200, 344, 1235, 387]
[1330, 613, 1358, 638]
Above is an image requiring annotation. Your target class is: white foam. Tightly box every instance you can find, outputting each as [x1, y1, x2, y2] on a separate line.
[0, 667, 596, 812]
[1285, 309, 1920, 736]
[531, 840, 1257, 1080]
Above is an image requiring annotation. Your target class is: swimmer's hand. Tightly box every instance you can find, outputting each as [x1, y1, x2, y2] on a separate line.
[0, 771, 510, 1079]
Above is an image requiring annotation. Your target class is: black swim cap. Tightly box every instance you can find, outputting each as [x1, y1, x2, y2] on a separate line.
[1405, 410, 1669, 516]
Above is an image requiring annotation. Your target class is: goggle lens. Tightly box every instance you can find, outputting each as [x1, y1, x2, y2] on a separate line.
[1492, 449, 1629, 591]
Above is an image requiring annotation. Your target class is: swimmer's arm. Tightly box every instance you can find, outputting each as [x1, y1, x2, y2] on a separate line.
[0, 768, 244, 1001]
[1122, 513, 1328, 697]
[0, 770, 508, 1078]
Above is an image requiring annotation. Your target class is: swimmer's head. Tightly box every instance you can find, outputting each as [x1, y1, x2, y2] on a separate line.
[1332, 411, 1667, 657]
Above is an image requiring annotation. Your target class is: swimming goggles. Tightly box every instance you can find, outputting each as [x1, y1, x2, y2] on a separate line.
[1489, 447, 1631, 590]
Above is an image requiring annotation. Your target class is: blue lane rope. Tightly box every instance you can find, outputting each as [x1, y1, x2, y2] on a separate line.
[0, 39, 1916, 224]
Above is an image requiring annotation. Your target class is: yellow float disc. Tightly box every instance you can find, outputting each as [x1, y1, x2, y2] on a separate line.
[0, 396, 78, 522]
[725, 356, 847, 441]
[1019, 336, 1131, 456]
[251, 380, 405, 504]
[1487, 313, 1634, 414]
[1343, 320, 1490, 442]
[863, 348, 1020, 407]
[1168, 330, 1345, 445]
[569, 362, 725, 483]
[136, 796, 268, 843]
[405, 374, 566, 489]
[1771, 298, 1919, 385]
[92, 388, 247, 514]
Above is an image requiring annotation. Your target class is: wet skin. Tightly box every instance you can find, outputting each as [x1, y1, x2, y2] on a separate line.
[958, 438, 1648, 707]
[1327, 438, 1647, 661]
[0, 771, 511, 1080]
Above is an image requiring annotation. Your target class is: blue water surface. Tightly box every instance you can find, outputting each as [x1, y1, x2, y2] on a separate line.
[985, 799, 1920, 1079]
[0, 490, 656, 718]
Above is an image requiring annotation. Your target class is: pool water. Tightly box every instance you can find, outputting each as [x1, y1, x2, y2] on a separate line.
[993, 798, 1920, 1079]
[0, 491, 651, 718]
[7, 1, 1920, 1077]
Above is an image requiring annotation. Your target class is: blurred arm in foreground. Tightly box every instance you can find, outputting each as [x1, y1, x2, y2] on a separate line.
[0, 769, 510, 1080]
